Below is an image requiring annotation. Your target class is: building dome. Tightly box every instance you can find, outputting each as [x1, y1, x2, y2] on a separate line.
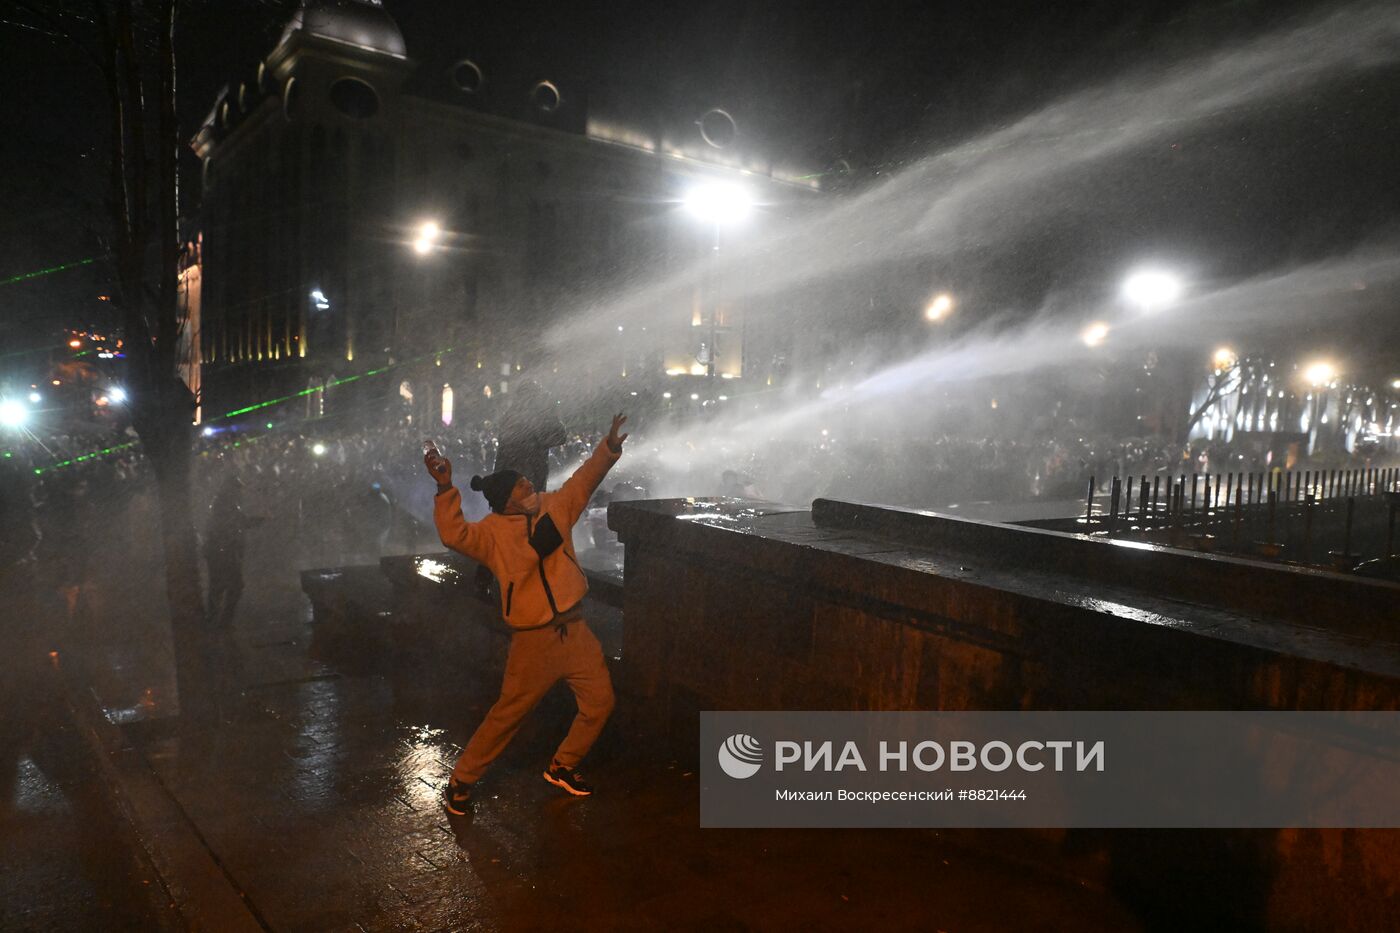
[279, 0, 407, 59]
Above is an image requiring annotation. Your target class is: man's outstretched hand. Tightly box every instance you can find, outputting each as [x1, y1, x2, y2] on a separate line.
[424, 443, 452, 487]
[606, 413, 629, 454]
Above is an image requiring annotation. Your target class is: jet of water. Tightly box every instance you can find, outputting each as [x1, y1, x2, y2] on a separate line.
[545, 1, 1400, 355]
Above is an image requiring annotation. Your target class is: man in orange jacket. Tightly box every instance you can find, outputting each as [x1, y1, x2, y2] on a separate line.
[425, 413, 627, 814]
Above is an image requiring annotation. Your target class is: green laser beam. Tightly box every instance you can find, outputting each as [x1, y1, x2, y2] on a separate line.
[215, 366, 390, 419]
[33, 441, 139, 475]
[0, 256, 96, 286]
[29, 346, 455, 474]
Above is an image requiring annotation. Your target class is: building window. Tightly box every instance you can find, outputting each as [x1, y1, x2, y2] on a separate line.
[530, 80, 561, 113]
[330, 77, 379, 119]
[699, 108, 737, 149]
[451, 60, 483, 93]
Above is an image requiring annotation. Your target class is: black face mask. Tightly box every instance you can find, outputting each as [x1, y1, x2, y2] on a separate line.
[528, 513, 564, 559]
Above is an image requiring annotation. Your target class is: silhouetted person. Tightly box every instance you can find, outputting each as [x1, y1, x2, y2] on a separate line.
[493, 381, 568, 492]
[203, 475, 263, 629]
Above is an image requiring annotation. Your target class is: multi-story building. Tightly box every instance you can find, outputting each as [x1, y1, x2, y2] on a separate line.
[191, 0, 821, 426]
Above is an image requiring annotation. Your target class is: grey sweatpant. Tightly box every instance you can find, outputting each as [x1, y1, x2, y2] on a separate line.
[452, 618, 615, 783]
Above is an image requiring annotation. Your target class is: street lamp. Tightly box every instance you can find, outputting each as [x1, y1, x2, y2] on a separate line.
[1122, 268, 1182, 314]
[1081, 321, 1110, 347]
[924, 292, 954, 323]
[1304, 361, 1336, 388]
[682, 180, 753, 383]
[682, 181, 752, 225]
[0, 399, 27, 429]
[1303, 360, 1338, 455]
[1213, 346, 1237, 371]
[412, 220, 440, 255]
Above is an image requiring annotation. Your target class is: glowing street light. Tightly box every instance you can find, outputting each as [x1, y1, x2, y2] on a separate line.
[682, 181, 753, 226]
[924, 292, 954, 322]
[1304, 361, 1337, 388]
[312, 442, 327, 456]
[108, 386, 127, 403]
[0, 400, 28, 428]
[1212, 347, 1238, 371]
[683, 180, 753, 382]
[27, 391, 41, 403]
[1121, 268, 1182, 313]
[1081, 321, 1110, 348]
[412, 220, 441, 255]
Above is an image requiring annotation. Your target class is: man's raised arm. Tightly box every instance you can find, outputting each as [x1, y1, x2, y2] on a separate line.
[555, 414, 627, 527]
[425, 444, 491, 563]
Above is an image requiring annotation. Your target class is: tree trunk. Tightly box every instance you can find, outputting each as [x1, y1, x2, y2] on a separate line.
[102, 0, 209, 716]
[146, 407, 209, 711]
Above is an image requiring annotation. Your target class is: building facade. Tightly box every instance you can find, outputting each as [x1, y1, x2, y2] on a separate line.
[191, 0, 820, 426]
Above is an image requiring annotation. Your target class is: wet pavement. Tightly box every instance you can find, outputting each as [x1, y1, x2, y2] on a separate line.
[3, 482, 1143, 931]
[0, 682, 170, 931]
[125, 638, 1142, 932]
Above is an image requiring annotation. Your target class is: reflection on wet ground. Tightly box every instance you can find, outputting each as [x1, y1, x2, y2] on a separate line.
[2, 485, 1141, 930]
[0, 716, 167, 930]
[128, 649, 1140, 932]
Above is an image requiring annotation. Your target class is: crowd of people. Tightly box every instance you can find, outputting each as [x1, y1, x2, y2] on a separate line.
[0, 412, 617, 584]
[2, 406, 1391, 585]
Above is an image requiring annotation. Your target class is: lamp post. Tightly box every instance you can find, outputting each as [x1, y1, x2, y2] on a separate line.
[412, 220, 440, 256]
[1121, 268, 1182, 314]
[683, 181, 752, 384]
[0, 399, 27, 429]
[1081, 321, 1110, 348]
[923, 292, 954, 323]
[1304, 360, 1337, 455]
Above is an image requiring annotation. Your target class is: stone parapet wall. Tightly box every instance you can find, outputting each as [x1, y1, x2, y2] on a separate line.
[608, 497, 1400, 930]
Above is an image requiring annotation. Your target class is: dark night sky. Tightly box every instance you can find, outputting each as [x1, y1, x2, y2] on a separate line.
[1, 0, 1398, 374]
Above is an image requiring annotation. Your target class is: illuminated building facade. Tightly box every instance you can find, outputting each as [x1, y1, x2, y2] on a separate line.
[192, 0, 819, 422]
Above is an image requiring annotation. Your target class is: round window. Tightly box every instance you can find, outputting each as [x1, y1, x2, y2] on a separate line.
[530, 80, 561, 113]
[330, 77, 379, 119]
[451, 60, 483, 93]
[699, 108, 737, 149]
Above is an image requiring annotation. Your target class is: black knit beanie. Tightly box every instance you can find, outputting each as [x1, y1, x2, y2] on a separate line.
[470, 470, 521, 513]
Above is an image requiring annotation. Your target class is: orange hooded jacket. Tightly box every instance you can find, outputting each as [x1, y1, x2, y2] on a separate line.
[433, 440, 620, 629]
